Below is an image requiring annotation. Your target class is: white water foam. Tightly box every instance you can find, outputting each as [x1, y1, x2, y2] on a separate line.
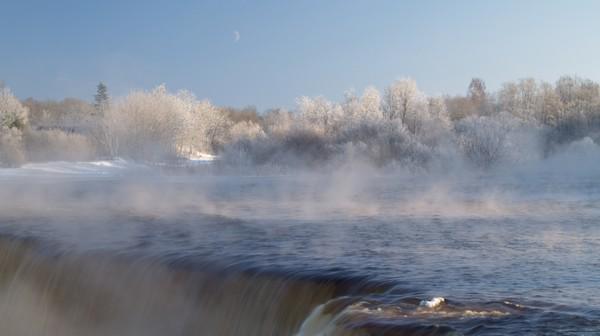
[419, 297, 446, 308]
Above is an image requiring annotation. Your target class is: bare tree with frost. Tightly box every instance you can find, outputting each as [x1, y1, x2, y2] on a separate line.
[297, 96, 342, 136]
[190, 100, 232, 154]
[383, 78, 428, 135]
[344, 87, 383, 121]
[0, 87, 28, 165]
[498, 78, 539, 122]
[99, 85, 188, 160]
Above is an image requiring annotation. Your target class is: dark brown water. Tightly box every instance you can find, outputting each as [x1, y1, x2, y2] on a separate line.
[0, 165, 599, 335]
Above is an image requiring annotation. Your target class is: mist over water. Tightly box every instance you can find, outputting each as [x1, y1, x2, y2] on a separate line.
[4, 0, 600, 332]
[3, 70, 600, 335]
[0, 143, 599, 335]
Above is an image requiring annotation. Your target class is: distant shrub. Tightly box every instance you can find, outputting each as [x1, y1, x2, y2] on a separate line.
[23, 129, 94, 162]
[456, 116, 509, 168]
[0, 127, 25, 167]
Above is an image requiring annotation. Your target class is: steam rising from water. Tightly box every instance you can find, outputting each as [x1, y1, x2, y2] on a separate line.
[0, 138, 599, 335]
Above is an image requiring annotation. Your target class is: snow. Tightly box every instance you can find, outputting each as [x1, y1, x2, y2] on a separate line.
[0, 159, 143, 177]
[187, 152, 217, 162]
[0, 155, 218, 178]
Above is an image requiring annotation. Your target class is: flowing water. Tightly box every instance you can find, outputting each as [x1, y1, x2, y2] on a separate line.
[0, 163, 599, 335]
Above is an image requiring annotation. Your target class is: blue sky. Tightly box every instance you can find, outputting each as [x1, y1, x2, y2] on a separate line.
[1, 0, 600, 109]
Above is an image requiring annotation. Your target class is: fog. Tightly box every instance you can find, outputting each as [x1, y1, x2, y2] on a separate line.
[1, 134, 598, 236]
[2, 76, 600, 335]
[0, 142, 598, 335]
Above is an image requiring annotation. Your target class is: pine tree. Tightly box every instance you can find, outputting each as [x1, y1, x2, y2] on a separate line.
[94, 82, 109, 114]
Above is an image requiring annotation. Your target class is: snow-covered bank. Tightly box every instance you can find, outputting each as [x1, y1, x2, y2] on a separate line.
[0, 154, 220, 178]
[0, 159, 147, 177]
[187, 152, 218, 162]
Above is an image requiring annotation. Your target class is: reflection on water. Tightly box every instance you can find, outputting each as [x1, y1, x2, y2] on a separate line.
[0, 171, 599, 335]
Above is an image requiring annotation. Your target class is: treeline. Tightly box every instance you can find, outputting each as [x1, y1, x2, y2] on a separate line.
[1, 76, 600, 169]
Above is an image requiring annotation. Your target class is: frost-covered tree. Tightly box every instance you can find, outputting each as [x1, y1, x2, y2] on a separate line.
[573, 79, 600, 127]
[427, 97, 450, 125]
[498, 78, 539, 122]
[467, 78, 490, 115]
[383, 78, 428, 134]
[220, 120, 267, 165]
[456, 115, 511, 168]
[0, 87, 28, 130]
[454, 112, 540, 168]
[229, 121, 264, 143]
[0, 87, 28, 166]
[262, 108, 293, 138]
[341, 90, 361, 125]
[555, 76, 600, 122]
[97, 86, 233, 160]
[4, 74, 600, 169]
[537, 82, 561, 126]
[555, 76, 579, 109]
[99, 85, 189, 160]
[419, 96, 451, 147]
[297, 96, 342, 136]
[187, 99, 232, 154]
[546, 76, 600, 144]
[468, 78, 486, 100]
[341, 86, 383, 129]
[360, 86, 383, 121]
